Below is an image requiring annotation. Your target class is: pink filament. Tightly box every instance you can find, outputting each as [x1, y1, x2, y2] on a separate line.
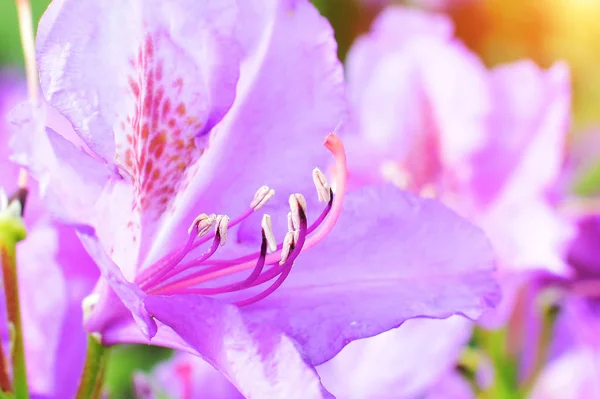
[139, 133, 348, 305]
[136, 224, 198, 288]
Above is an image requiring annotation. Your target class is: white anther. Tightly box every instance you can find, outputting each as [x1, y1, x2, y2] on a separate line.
[261, 214, 278, 253]
[287, 211, 295, 231]
[288, 193, 306, 230]
[215, 214, 230, 246]
[312, 168, 331, 203]
[189, 213, 216, 237]
[251, 186, 276, 211]
[279, 231, 296, 265]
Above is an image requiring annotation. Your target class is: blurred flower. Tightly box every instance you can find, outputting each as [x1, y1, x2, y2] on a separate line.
[319, 5, 572, 396]
[346, 4, 571, 319]
[11, 0, 499, 397]
[1, 74, 99, 398]
[530, 214, 600, 399]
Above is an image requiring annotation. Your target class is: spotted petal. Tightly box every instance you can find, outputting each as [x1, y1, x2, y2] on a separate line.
[35, 0, 242, 270]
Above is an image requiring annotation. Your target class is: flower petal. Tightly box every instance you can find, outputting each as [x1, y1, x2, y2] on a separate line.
[531, 346, 600, 399]
[470, 60, 570, 207]
[426, 371, 475, 399]
[144, 294, 333, 399]
[19, 221, 99, 398]
[78, 227, 157, 339]
[37, 0, 240, 161]
[36, 0, 244, 269]
[10, 104, 144, 278]
[238, 184, 499, 365]
[317, 316, 472, 398]
[345, 7, 490, 191]
[567, 214, 600, 277]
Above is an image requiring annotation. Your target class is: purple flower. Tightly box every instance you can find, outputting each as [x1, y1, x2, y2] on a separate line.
[13, 1, 499, 396]
[304, 6, 570, 396]
[1, 75, 99, 398]
[530, 214, 600, 399]
[345, 5, 572, 320]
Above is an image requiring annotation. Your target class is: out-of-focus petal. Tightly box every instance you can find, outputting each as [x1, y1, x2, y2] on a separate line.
[531, 347, 600, 399]
[470, 61, 570, 207]
[345, 7, 489, 193]
[567, 214, 600, 277]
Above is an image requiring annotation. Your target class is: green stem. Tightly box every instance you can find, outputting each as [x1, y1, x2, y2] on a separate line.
[0, 210, 28, 399]
[76, 335, 109, 399]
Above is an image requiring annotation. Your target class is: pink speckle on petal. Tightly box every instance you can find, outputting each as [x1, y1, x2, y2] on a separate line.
[114, 32, 209, 222]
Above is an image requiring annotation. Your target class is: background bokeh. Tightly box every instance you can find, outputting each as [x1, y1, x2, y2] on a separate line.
[2, 0, 600, 396]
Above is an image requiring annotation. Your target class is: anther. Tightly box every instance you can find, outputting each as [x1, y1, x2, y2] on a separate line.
[251, 186, 275, 211]
[261, 214, 277, 253]
[215, 215, 230, 246]
[189, 213, 216, 237]
[289, 193, 307, 231]
[313, 168, 331, 203]
[287, 211, 294, 232]
[279, 231, 296, 265]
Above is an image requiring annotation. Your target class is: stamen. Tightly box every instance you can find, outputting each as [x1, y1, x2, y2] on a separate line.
[288, 193, 306, 231]
[279, 231, 295, 265]
[188, 186, 275, 251]
[287, 212, 294, 232]
[140, 133, 347, 300]
[313, 168, 331, 203]
[214, 214, 230, 246]
[137, 223, 200, 288]
[234, 206, 308, 307]
[158, 229, 269, 296]
[302, 133, 347, 251]
[261, 214, 277, 253]
[250, 186, 275, 211]
[150, 235, 221, 288]
[307, 190, 333, 235]
[189, 213, 216, 237]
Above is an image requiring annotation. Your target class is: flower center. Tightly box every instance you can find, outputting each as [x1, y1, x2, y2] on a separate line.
[134, 134, 346, 306]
